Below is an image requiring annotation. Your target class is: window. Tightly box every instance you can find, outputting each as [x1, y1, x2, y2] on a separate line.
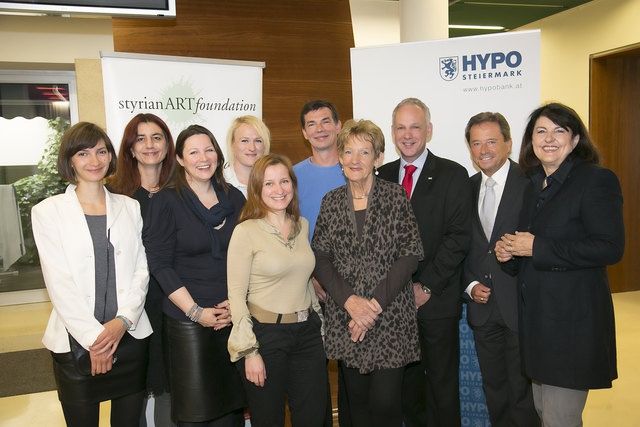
[0, 70, 77, 303]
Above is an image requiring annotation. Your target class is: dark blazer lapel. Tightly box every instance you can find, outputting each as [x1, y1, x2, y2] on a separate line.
[378, 159, 401, 191]
[491, 160, 520, 241]
[411, 150, 436, 203]
[383, 159, 401, 181]
[470, 172, 485, 241]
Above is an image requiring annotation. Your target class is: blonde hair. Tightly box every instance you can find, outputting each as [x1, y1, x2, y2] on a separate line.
[225, 115, 271, 166]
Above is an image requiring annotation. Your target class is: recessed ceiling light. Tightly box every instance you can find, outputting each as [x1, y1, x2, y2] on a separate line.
[449, 24, 505, 30]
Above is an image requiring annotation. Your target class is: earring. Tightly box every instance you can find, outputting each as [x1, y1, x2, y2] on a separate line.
[374, 166, 379, 176]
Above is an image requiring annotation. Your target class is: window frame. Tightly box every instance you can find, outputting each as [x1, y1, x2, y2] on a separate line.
[0, 69, 78, 306]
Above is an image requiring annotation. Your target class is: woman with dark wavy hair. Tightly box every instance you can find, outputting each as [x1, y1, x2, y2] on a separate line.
[108, 113, 175, 198]
[496, 103, 624, 426]
[143, 125, 246, 426]
[108, 113, 176, 426]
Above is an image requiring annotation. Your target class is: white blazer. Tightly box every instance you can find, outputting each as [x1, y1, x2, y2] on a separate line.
[32, 185, 152, 353]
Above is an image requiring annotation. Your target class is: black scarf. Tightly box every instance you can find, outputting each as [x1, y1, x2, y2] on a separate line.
[183, 180, 234, 259]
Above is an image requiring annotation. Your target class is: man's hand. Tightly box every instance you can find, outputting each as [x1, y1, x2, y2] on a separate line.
[413, 282, 432, 309]
[471, 283, 491, 304]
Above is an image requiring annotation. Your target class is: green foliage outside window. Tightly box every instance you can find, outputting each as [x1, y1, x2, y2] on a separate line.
[13, 117, 70, 264]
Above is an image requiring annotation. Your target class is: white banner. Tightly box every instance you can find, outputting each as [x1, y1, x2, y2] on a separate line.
[101, 52, 264, 161]
[352, 30, 540, 425]
[351, 30, 540, 174]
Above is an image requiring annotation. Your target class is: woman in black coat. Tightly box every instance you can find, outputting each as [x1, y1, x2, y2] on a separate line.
[495, 103, 624, 427]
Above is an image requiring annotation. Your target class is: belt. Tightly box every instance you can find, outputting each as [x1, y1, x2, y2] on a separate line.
[248, 302, 311, 324]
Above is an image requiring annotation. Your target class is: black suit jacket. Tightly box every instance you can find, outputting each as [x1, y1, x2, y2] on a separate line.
[511, 158, 624, 389]
[378, 150, 472, 320]
[463, 160, 528, 331]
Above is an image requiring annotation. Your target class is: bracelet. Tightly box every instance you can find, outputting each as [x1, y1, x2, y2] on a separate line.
[192, 306, 204, 323]
[186, 303, 204, 323]
[186, 303, 199, 319]
[116, 315, 132, 331]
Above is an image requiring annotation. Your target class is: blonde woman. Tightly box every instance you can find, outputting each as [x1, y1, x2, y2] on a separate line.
[223, 115, 271, 197]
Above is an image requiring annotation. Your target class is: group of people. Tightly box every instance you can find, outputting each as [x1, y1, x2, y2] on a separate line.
[31, 96, 623, 427]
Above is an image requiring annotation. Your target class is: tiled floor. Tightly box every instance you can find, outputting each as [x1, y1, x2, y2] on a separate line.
[1, 293, 639, 426]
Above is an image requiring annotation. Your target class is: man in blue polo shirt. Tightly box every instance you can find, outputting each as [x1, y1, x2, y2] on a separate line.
[293, 99, 348, 426]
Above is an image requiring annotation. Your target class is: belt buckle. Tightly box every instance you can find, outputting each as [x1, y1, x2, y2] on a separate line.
[297, 309, 309, 322]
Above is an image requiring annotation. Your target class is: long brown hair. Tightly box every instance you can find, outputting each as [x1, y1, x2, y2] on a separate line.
[108, 113, 175, 196]
[172, 124, 229, 196]
[239, 154, 300, 223]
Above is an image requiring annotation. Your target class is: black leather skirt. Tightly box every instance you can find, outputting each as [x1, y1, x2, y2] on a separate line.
[51, 333, 149, 404]
[163, 315, 246, 422]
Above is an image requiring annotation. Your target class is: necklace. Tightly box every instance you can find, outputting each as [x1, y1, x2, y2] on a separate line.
[352, 193, 369, 199]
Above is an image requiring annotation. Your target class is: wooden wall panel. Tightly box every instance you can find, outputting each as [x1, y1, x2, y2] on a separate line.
[590, 47, 640, 293]
[112, 0, 354, 164]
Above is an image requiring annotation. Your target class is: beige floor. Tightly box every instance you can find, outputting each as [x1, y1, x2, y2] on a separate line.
[1, 293, 639, 426]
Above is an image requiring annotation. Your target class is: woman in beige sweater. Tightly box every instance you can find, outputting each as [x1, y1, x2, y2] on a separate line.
[227, 154, 326, 427]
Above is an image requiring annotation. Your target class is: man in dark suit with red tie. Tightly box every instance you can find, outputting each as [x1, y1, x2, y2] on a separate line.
[462, 112, 538, 427]
[378, 98, 472, 427]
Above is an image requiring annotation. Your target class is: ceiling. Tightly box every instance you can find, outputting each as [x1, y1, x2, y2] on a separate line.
[447, 0, 593, 38]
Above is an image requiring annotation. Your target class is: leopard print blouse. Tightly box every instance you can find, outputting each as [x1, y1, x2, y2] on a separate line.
[312, 177, 423, 373]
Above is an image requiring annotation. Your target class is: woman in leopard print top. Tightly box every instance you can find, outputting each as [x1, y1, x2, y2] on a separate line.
[312, 119, 423, 427]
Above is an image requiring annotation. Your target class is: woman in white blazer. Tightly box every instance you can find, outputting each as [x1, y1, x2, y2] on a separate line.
[32, 122, 152, 427]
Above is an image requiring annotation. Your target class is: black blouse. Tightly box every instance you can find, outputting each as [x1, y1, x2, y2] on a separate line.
[142, 185, 246, 320]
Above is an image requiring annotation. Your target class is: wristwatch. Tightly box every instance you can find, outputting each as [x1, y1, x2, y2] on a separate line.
[421, 284, 432, 295]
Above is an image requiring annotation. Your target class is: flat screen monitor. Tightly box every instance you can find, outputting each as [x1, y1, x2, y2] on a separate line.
[0, 0, 175, 18]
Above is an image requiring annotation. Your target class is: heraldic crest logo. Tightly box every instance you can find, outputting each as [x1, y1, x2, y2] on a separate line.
[439, 56, 459, 81]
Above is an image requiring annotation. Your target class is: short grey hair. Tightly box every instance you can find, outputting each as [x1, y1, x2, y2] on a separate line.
[392, 97, 431, 125]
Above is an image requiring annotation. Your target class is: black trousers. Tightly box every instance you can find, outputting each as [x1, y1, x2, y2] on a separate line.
[238, 311, 327, 427]
[472, 305, 539, 427]
[61, 390, 145, 427]
[341, 365, 404, 427]
[403, 316, 461, 427]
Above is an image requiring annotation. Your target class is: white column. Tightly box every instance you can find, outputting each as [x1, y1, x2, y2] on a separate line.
[400, 0, 448, 42]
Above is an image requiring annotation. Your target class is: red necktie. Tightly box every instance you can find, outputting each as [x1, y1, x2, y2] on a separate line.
[402, 165, 417, 197]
